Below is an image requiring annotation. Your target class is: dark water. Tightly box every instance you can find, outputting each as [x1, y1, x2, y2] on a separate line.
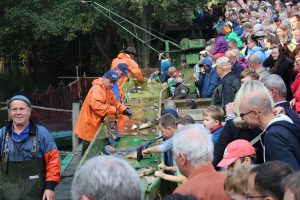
[0, 61, 61, 126]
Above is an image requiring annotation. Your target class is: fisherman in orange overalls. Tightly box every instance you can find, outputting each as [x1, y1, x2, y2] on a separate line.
[111, 47, 144, 89]
[74, 71, 133, 156]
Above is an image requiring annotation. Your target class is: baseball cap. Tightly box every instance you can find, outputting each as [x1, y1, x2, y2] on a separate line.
[172, 71, 182, 77]
[161, 108, 179, 119]
[116, 63, 129, 77]
[199, 50, 209, 56]
[217, 139, 256, 168]
[103, 70, 119, 82]
[215, 56, 231, 68]
[8, 95, 32, 108]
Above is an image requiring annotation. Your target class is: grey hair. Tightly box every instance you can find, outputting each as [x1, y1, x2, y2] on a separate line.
[71, 155, 141, 200]
[173, 124, 213, 167]
[248, 54, 261, 64]
[261, 74, 287, 98]
[234, 80, 273, 126]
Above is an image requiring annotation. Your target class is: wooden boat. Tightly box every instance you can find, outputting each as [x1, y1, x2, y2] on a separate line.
[78, 78, 164, 200]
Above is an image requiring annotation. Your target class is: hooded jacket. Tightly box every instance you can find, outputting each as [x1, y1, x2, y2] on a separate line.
[260, 115, 300, 170]
[212, 36, 228, 55]
[74, 78, 127, 142]
[111, 53, 144, 86]
[195, 59, 219, 98]
[225, 31, 243, 49]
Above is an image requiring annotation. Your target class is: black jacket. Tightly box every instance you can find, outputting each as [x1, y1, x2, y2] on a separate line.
[275, 101, 300, 124]
[263, 120, 300, 170]
[213, 120, 264, 170]
[263, 56, 295, 100]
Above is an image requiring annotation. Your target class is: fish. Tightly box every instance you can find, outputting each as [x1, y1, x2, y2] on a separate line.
[124, 151, 137, 159]
[137, 166, 156, 177]
[102, 145, 115, 155]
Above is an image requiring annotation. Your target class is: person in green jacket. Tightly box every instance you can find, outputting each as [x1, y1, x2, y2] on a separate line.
[224, 22, 243, 49]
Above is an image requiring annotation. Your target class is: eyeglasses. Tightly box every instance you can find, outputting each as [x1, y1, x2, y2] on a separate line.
[245, 193, 267, 199]
[240, 110, 255, 118]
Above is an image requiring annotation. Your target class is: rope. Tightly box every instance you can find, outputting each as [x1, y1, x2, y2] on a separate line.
[32, 106, 72, 112]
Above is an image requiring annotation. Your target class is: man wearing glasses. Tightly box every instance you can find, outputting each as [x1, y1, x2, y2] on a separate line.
[239, 90, 300, 170]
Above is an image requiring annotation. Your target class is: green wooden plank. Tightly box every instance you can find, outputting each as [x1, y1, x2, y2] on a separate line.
[60, 154, 73, 173]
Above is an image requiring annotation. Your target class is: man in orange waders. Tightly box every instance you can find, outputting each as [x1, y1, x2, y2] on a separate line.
[74, 71, 133, 156]
[111, 47, 144, 95]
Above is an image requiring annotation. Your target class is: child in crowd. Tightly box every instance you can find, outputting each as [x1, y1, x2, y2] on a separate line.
[203, 105, 224, 144]
[170, 71, 189, 100]
[224, 164, 251, 200]
[167, 67, 176, 96]
[154, 53, 172, 83]
[142, 113, 177, 166]
[217, 139, 256, 170]
[154, 114, 195, 183]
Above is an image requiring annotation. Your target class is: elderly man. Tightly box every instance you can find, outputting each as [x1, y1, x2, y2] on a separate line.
[212, 56, 240, 110]
[0, 95, 60, 200]
[74, 71, 133, 155]
[225, 50, 243, 79]
[247, 161, 294, 200]
[262, 74, 300, 124]
[239, 89, 300, 170]
[248, 54, 269, 80]
[172, 124, 228, 199]
[71, 155, 141, 200]
[111, 47, 144, 86]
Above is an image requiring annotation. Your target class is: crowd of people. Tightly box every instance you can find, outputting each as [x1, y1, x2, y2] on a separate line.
[71, 0, 300, 199]
[4, 0, 300, 199]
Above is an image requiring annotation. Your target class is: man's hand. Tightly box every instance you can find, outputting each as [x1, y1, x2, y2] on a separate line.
[42, 189, 55, 200]
[290, 98, 296, 107]
[154, 171, 165, 179]
[123, 108, 133, 118]
[193, 73, 199, 81]
[225, 102, 235, 117]
[142, 149, 150, 157]
[158, 163, 166, 170]
[273, 106, 285, 116]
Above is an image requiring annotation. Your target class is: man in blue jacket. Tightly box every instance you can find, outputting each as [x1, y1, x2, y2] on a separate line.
[240, 90, 300, 170]
[193, 58, 219, 98]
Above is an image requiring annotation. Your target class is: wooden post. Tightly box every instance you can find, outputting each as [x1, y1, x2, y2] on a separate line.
[72, 103, 80, 151]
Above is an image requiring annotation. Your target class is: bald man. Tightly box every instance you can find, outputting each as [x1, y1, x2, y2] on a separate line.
[239, 90, 300, 170]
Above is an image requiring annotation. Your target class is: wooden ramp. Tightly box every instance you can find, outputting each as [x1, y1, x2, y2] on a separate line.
[55, 146, 82, 200]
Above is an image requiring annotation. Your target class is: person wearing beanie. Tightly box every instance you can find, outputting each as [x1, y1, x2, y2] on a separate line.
[0, 95, 61, 199]
[111, 47, 144, 86]
[170, 71, 190, 100]
[193, 57, 219, 98]
[74, 70, 133, 156]
[223, 22, 243, 49]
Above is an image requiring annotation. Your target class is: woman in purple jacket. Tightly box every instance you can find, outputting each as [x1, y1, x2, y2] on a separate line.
[213, 28, 228, 60]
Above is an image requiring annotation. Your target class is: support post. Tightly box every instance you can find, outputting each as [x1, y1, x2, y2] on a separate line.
[165, 40, 170, 59]
[72, 103, 80, 151]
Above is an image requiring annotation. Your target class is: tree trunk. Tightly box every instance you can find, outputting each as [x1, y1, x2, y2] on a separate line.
[140, 4, 152, 68]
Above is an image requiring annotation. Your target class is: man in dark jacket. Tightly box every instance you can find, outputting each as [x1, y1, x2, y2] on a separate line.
[212, 56, 240, 110]
[193, 58, 219, 98]
[240, 90, 300, 170]
[225, 50, 244, 79]
[262, 74, 300, 124]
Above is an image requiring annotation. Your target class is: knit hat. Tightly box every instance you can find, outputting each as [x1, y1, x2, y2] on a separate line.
[125, 47, 137, 55]
[172, 71, 182, 77]
[8, 95, 32, 108]
[252, 23, 263, 34]
[103, 70, 119, 82]
[116, 63, 129, 77]
[217, 139, 256, 168]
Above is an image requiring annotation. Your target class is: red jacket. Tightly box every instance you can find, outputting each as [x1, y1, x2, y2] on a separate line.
[74, 78, 127, 142]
